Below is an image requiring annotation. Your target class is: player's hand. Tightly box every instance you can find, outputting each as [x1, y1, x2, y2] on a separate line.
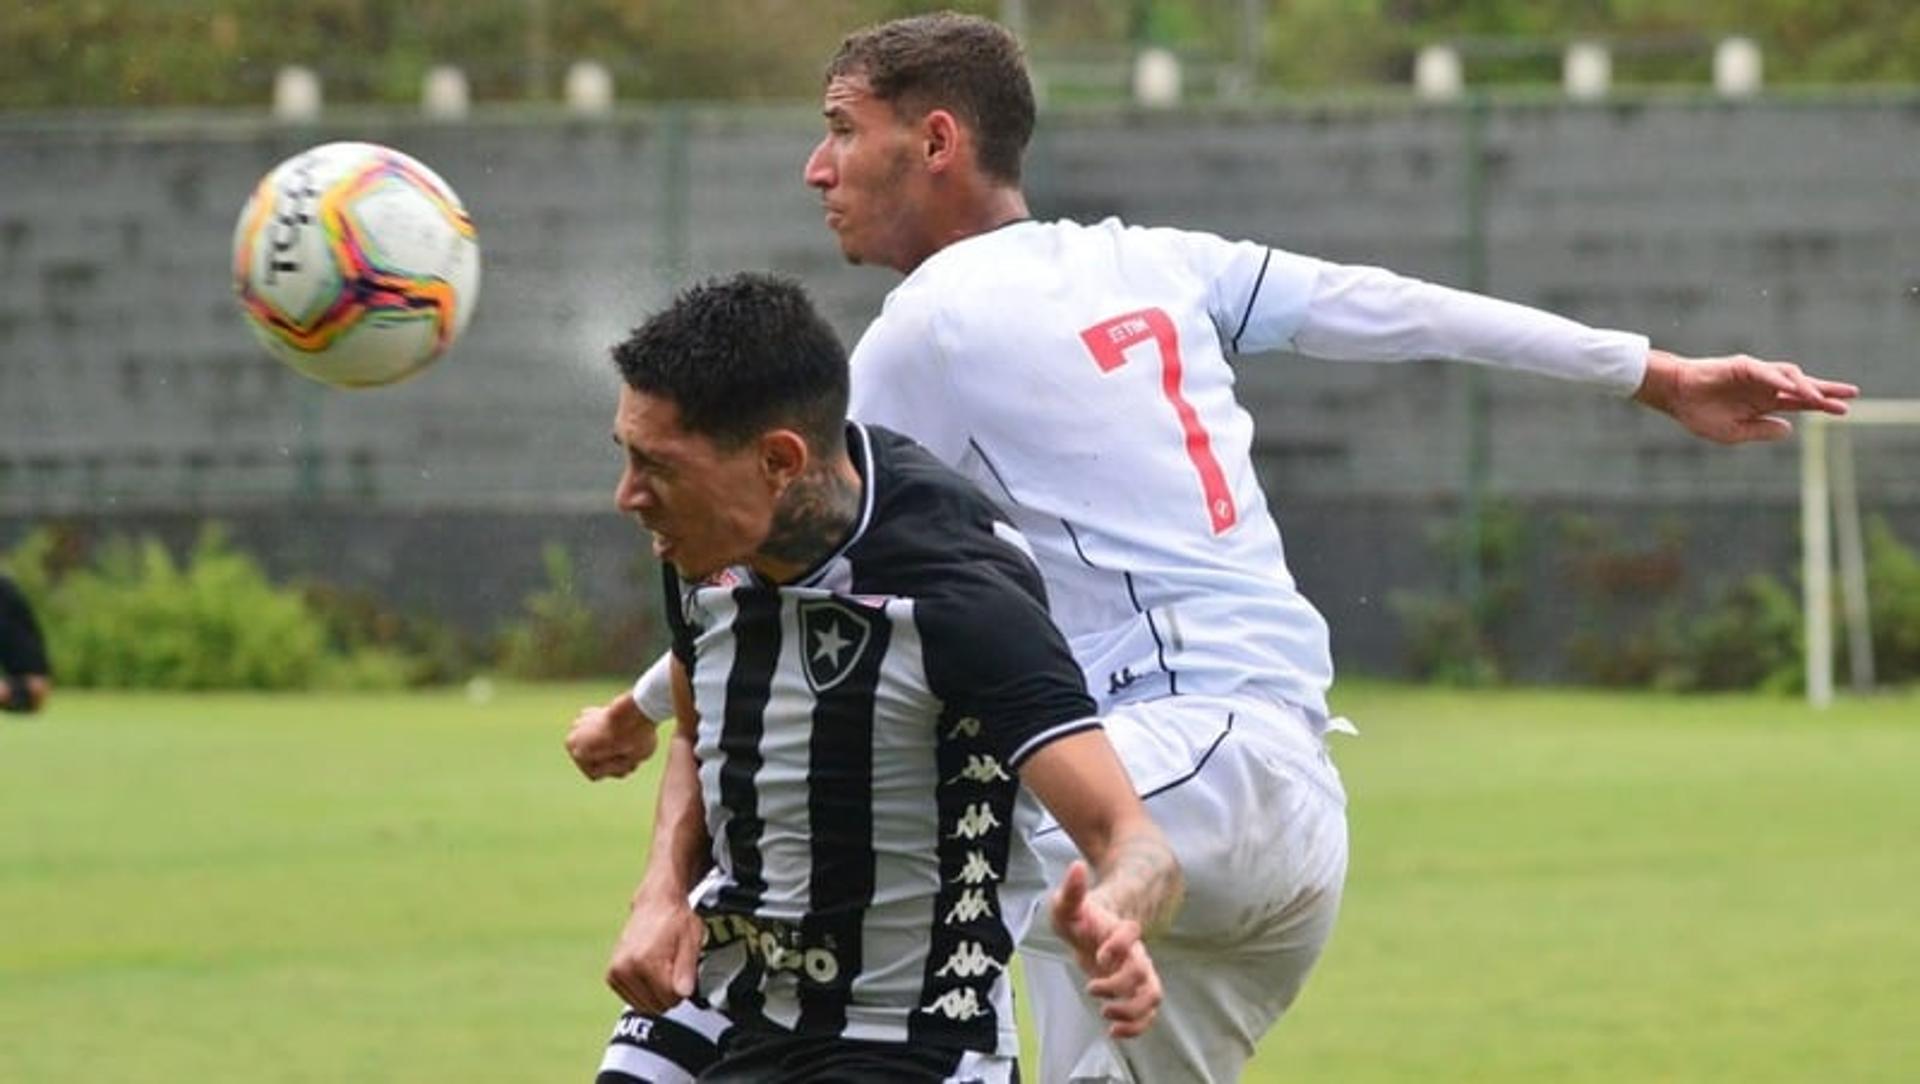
[566, 696, 658, 780]
[1050, 860, 1163, 1039]
[1635, 350, 1859, 444]
[605, 886, 703, 1014]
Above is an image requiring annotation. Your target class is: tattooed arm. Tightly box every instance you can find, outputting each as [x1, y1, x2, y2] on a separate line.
[1021, 729, 1184, 1038]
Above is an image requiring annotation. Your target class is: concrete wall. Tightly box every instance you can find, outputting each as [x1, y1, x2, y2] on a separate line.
[4, 98, 1918, 676]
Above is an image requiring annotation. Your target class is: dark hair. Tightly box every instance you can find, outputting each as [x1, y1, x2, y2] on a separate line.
[826, 11, 1035, 184]
[611, 272, 848, 455]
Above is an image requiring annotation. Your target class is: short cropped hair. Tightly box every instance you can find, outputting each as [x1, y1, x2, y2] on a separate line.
[826, 12, 1035, 184]
[611, 272, 848, 456]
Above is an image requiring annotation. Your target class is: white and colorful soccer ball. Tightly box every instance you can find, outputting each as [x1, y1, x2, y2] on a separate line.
[232, 141, 480, 388]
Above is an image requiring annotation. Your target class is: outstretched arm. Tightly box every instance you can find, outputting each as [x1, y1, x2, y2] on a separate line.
[1243, 255, 1862, 430]
[1632, 348, 1858, 444]
[1020, 729, 1184, 1039]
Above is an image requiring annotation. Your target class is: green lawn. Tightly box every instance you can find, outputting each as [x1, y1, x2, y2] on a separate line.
[2, 684, 1915, 1082]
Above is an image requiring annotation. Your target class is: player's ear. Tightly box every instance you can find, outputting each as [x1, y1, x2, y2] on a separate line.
[759, 429, 810, 490]
[922, 108, 961, 173]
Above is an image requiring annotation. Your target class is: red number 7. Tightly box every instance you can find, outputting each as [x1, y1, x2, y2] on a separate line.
[1078, 308, 1237, 534]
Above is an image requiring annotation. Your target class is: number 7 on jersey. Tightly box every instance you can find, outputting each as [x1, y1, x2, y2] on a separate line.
[1079, 308, 1238, 534]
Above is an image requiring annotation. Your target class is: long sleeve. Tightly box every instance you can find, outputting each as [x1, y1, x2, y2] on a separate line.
[1286, 260, 1650, 393]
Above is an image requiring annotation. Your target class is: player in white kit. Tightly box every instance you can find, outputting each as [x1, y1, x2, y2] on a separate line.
[571, 12, 1859, 1081]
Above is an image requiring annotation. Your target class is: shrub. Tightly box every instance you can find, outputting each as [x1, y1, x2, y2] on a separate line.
[1390, 593, 1503, 686]
[495, 543, 617, 680]
[1652, 573, 1804, 694]
[1, 525, 441, 691]
[19, 526, 331, 690]
[1857, 518, 1920, 686]
[1390, 503, 1528, 686]
[301, 581, 480, 687]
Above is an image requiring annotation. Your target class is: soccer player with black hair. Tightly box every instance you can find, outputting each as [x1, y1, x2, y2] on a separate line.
[591, 272, 1182, 1084]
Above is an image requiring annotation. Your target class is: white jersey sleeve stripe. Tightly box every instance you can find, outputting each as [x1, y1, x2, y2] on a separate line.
[1007, 717, 1104, 770]
[1228, 246, 1273, 354]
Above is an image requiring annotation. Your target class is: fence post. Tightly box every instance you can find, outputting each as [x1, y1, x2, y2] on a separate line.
[657, 104, 691, 283]
[1458, 93, 1491, 613]
[423, 66, 471, 119]
[1802, 416, 1833, 707]
[565, 60, 614, 115]
[1564, 41, 1611, 100]
[272, 66, 322, 121]
[1714, 37, 1763, 98]
[1414, 45, 1464, 101]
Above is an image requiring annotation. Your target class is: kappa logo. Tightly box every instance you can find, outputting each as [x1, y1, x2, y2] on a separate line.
[920, 986, 987, 1022]
[944, 887, 995, 924]
[948, 753, 1010, 785]
[949, 802, 1003, 841]
[797, 599, 874, 694]
[935, 940, 1006, 979]
[956, 849, 1001, 885]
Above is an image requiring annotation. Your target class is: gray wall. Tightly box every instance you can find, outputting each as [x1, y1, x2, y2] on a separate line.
[3, 97, 1917, 676]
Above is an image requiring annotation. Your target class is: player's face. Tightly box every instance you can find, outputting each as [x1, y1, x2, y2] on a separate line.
[613, 386, 778, 582]
[804, 73, 931, 273]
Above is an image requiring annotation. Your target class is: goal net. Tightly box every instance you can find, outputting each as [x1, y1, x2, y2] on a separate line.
[1800, 400, 1920, 707]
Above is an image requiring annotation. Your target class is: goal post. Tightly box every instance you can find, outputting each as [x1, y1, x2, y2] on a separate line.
[1801, 399, 1920, 707]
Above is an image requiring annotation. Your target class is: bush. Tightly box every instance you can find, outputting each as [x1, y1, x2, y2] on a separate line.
[495, 543, 618, 680]
[1632, 517, 1920, 695]
[1652, 573, 1804, 694]
[1391, 503, 1528, 686]
[1390, 593, 1503, 686]
[16, 526, 332, 690]
[301, 581, 481, 686]
[1, 525, 441, 691]
[1857, 518, 1920, 686]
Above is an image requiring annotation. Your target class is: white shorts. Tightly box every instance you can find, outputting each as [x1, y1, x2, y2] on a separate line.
[1023, 692, 1351, 1083]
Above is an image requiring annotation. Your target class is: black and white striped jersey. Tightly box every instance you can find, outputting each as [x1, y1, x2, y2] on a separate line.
[664, 422, 1099, 1057]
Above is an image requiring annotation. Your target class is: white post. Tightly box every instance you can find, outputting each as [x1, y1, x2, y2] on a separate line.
[564, 60, 615, 115]
[1132, 47, 1183, 108]
[423, 65, 471, 119]
[272, 65, 322, 121]
[1237, 0, 1263, 93]
[1801, 415, 1833, 708]
[1831, 424, 1875, 691]
[1000, 0, 1028, 41]
[1414, 44, 1464, 102]
[1714, 37, 1763, 98]
[1564, 41, 1611, 101]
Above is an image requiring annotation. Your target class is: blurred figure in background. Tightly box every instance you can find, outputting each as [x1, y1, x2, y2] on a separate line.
[0, 574, 51, 714]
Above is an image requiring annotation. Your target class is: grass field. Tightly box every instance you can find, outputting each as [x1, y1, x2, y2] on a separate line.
[2, 683, 1915, 1082]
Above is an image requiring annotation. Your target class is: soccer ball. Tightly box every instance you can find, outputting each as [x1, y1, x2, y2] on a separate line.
[231, 142, 480, 388]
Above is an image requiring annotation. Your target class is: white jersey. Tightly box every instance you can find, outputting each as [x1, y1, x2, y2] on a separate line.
[847, 218, 1649, 718]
